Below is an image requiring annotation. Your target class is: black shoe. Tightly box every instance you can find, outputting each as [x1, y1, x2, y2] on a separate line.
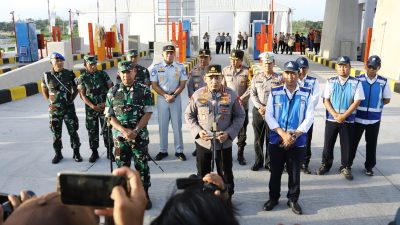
[155, 152, 168, 161]
[287, 200, 302, 215]
[89, 150, 99, 163]
[365, 169, 374, 176]
[316, 164, 330, 175]
[52, 153, 63, 164]
[263, 199, 278, 211]
[175, 153, 187, 161]
[192, 149, 197, 157]
[237, 156, 247, 165]
[301, 165, 311, 174]
[264, 164, 270, 171]
[146, 198, 153, 210]
[73, 151, 83, 162]
[340, 167, 353, 180]
[251, 163, 263, 171]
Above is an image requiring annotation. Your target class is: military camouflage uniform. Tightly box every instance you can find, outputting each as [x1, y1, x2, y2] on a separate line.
[116, 64, 150, 85]
[106, 82, 154, 187]
[187, 66, 207, 98]
[42, 69, 81, 153]
[77, 70, 113, 151]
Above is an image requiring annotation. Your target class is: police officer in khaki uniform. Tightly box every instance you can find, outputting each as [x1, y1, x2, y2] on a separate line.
[250, 52, 282, 171]
[187, 49, 211, 98]
[185, 64, 245, 197]
[222, 49, 250, 165]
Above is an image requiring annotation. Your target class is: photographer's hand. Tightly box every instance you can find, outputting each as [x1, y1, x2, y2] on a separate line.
[0, 191, 35, 225]
[95, 167, 147, 225]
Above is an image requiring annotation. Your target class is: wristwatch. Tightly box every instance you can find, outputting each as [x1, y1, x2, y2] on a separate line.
[291, 133, 298, 140]
[134, 127, 142, 134]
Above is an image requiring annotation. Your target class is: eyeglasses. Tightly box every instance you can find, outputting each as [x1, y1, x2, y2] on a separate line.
[367, 65, 378, 70]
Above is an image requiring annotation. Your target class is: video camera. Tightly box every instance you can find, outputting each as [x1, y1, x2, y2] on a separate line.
[176, 174, 220, 194]
[0, 190, 35, 221]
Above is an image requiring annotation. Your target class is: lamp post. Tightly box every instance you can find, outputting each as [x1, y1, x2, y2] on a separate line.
[69, 9, 74, 52]
[10, 11, 18, 54]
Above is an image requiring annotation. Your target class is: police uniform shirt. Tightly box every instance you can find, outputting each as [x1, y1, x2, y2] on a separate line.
[250, 71, 281, 109]
[265, 84, 314, 135]
[150, 61, 188, 94]
[298, 74, 321, 109]
[225, 35, 232, 43]
[355, 74, 392, 125]
[187, 66, 207, 97]
[185, 86, 246, 149]
[222, 65, 251, 109]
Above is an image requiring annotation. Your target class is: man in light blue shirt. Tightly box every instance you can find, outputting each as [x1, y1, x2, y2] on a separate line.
[151, 45, 188, 161]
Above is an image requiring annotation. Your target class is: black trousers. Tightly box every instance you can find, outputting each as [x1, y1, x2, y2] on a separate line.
[225, 42, 231, 54]
[221, 42, 225, 53]
[216, 42, 220, 54]
[352, 121, 381, 170]
[300, 44, 305, 55]
[303, 124, 314, 166]
[273, 43, 278, 54]
[204, 42, 209, 50]
[269, 144, 305, 201]
[314, 43, 320, 54]
[236, 40, 241, 49]
[237, 109, 249, 148]
[243, 40, 248, 49]
[321, 121, 354, 169]
[278, 41, 284, 52]
[196, 142, 234, 195]
[252, 107, 270, 166]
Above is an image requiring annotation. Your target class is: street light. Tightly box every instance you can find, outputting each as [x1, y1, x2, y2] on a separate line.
[10, 11, 18, 54]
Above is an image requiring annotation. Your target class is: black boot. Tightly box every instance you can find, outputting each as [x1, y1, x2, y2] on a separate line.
[107, 151, 115, 162]
[145, 187, 152, 210]
[73, 149, 83, 162]
[89, 149, 99, 163]
[52, 150, 63, 164]
[237, 146, 247, 166]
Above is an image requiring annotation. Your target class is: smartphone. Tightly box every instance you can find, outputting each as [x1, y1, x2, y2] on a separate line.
[57, 172, 128, 207]
[176, 175, 203, 190]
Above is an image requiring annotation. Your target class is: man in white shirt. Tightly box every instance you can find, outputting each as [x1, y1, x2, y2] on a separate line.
[263, 61, 314, 215]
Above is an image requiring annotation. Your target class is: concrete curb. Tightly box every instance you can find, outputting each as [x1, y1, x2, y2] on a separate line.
[0, 56, 19, 65]
[0, 56, 126, 105]
[0, 65, 25, 75]
[306, 50, 400, 94]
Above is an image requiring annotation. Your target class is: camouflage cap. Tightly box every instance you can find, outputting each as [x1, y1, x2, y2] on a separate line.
[229, 50, 244, 60]
[50, 52, 65, 61]
[205, 64, 222, 77]
[83, 55, 97, 65]
[126, 49, 139, 57]
[118, 60, 132, 72]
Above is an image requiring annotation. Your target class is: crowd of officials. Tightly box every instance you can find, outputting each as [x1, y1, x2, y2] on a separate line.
[4, 34, 391, 223]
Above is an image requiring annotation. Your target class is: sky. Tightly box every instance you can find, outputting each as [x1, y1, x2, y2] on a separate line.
[0, 0, 326, 22]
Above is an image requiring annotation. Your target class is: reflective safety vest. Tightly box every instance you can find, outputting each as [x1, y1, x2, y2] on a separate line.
[326, 76, 360, 123]
[355, 74, 387, 121]
[269, 86, 311, 147]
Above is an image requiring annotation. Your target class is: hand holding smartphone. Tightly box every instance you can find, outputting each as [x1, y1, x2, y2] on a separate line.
[57, 172, 129, 208]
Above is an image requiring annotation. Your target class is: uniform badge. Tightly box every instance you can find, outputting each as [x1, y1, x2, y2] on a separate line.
[158, 67, 165, 72]
[199, 98, 208, 104]
[151, 70, 157, 77]
[175, 67, 179, 80]
[160, 77, 165, 82]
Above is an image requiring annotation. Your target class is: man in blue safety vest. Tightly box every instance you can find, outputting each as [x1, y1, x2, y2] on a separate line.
[352, 55, 391, 176]
[263, 61, 314, 215]
[316, 56, 365, 180]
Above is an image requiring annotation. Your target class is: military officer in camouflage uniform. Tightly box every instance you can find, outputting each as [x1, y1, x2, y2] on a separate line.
[117, 49, 151, 86]
[41, 52, 82, 164]
[185, 64, 245, 197]
[250, 52, 282, 171]
[77, 55, 114, 163]
[222, 49, 251, 165]
[106, 60, 154, 209]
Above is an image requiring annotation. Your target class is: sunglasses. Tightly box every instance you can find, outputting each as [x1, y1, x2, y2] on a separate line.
[367, 65, 378, 70]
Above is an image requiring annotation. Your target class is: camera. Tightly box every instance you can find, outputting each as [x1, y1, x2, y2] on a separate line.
[0, 190, 35, 221]
[57, 172, 129, 208]
[176, 174, 219, 193]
